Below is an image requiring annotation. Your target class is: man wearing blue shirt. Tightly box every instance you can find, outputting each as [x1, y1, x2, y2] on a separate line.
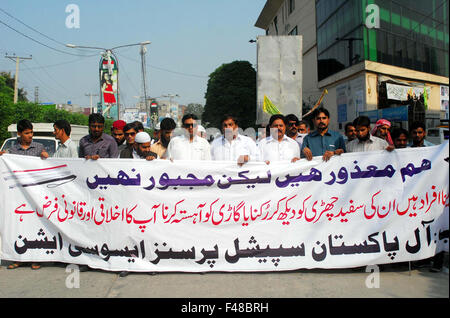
[301, 107, 345, 161]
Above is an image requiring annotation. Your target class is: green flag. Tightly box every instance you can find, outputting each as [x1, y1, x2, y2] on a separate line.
[423, 87, 428, 109]
[263, 95, 281, 115]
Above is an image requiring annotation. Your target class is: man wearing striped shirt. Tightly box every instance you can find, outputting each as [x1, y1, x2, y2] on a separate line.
[0, 119, 48, 158]
[0, 119, 47, 270]
[346, 116, 394, 153]
[53, 119, 78, 158]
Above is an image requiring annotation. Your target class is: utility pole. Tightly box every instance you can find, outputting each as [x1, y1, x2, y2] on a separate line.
[5, 54, 32, 103]
[139, 42, 151, 127]
[34, 86, 39, 104]
[85, 93, 99, 114]
[140, 44, 148, 113]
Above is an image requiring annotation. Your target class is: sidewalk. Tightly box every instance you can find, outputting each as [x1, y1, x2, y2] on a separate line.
[0, 259, 448, 298]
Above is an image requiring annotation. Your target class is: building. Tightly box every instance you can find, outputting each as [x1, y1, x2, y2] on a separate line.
[255, 0, 449, 131]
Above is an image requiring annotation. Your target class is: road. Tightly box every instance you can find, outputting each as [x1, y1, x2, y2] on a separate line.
[0, 258, 448, 299]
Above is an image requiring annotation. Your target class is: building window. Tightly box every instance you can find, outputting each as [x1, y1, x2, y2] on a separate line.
[288, 0, 295, 14]
[289, 26, 298, 35]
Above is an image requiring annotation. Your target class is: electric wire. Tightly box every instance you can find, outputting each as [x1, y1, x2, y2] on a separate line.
[116, 52, 208, 78]
[0, 18, 97, 57]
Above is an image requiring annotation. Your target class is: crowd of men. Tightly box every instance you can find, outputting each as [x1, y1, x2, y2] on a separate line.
[0, 107, 444, 273]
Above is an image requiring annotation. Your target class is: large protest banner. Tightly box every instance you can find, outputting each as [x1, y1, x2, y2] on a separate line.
[0, 143, 448, 272]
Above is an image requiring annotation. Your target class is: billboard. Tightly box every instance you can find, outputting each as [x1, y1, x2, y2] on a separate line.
[99, 52, 118, 120]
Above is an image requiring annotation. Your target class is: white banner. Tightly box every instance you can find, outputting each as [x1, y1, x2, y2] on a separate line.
[386, 83, 430, 101]
[0, 143, 448, 272]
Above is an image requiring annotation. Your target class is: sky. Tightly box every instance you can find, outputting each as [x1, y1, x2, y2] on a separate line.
[0, 0, 267, 109]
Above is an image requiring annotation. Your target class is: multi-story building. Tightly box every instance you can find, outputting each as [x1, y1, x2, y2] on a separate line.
[255, 0, 449, 131]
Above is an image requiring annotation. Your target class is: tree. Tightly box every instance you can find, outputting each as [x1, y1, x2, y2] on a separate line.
[0, 75, 15, 144]
[185, 103, 204, 119]
[0, 71, 28, 102]
[202, 61, 256, 129]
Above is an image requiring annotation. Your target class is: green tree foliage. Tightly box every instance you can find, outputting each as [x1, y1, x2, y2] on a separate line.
[0, 75, 15, 144]
[185, 103, 204, 119]
[0, 73, 94, 146]
[202, 60, 256, 129]
[0, 72, 28, 102]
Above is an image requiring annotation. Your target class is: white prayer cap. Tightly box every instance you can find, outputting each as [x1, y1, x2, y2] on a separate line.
[135, 132, 151, 143]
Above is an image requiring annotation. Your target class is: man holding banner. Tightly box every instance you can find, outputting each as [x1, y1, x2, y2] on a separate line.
[301, 107, 345, 161]
[346, 116, 394, 153]
[79, 114, 119, 160]
[166, 114, 211, 161]
[0, 119, 48, 270]
[258, 114, 300, 164]
[210, 114, 259, 166]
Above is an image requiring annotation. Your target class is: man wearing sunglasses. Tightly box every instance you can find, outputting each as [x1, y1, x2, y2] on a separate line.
[119, 121, 141, 158]
[285, 113, 306, 150]
[79, 113, 118, 159]
[166, 113, 211, 160]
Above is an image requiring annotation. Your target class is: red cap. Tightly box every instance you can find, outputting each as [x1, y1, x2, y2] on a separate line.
[112, 120, 126, 130]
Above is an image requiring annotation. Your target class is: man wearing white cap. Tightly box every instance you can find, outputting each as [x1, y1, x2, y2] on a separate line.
[123, 131, 158, 160]
[117, 131, 156, 278]
[151, 122, 161, 145]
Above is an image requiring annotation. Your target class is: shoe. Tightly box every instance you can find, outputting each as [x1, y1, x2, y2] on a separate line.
[31, 263, 41, 270]
[79, 265, 89, 272]
[7, 262, 20, 269]
[412, 259, 431, 269]
[430, 265, 442, 273]
[119, 271, 129, 277]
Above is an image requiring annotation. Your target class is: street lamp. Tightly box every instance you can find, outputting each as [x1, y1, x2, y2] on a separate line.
[66, 41, 151, 120]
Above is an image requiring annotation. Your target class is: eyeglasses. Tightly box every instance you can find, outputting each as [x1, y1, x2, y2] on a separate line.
[287, 122, 297, 127]
[125, 132, 136, 136]
[183, 123, 197, 128]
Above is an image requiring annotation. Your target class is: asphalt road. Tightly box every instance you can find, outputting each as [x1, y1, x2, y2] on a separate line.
[0, 258, 448, 299]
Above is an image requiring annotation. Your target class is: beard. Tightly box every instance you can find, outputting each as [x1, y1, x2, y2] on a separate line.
[357, 133, 370, 141]
[286, 127, 297, 137]
[317, 123, 327, 131]
[136, 147, 150, 158]
[160, 134, 170, 148]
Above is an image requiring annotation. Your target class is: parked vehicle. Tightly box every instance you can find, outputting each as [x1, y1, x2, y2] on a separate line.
[1, 123, 88, 156]
[427, 125, 449, 145]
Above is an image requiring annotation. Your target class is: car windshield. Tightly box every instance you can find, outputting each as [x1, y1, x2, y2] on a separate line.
[1, 138, 56, 156]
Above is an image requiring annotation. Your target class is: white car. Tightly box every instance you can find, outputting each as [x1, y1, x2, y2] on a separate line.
[427, 126, 449, 145]
[1, 136, 58, 156]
